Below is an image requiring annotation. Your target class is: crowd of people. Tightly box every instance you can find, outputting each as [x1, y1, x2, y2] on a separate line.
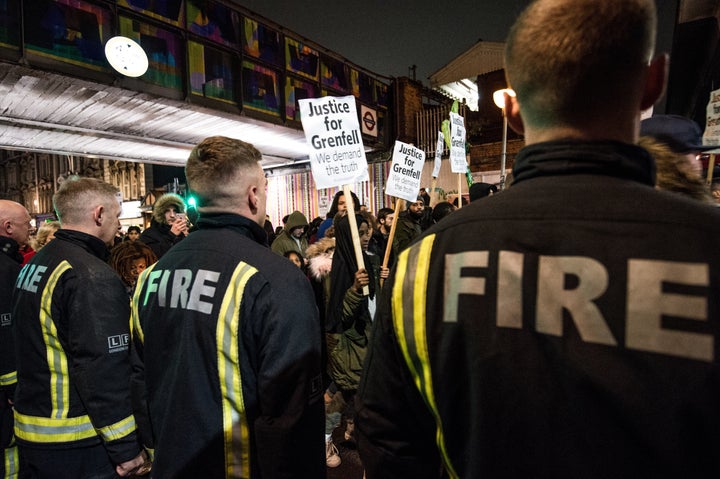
[1, 0, 720, 478]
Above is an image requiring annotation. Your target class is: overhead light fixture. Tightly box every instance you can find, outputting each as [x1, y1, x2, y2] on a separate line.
[104, 36, 149, 78]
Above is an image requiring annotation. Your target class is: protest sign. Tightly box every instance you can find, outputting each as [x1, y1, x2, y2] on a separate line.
[428, 131, 444, 206]
[299, 95, 369, 189]
[385, 141, 425, 202]
[433, 131, 443, 178]
[704, 87, 720, 147]
[299, 95, 369, 294]
[449, 111, 467, 173]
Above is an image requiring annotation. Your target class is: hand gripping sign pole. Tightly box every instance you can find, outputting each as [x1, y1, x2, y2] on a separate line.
[381, 141, 426, 288]
[299, 95, 370, 295]
[380, 197, 404, 289]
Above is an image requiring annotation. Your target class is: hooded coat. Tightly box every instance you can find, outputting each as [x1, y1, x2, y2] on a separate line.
[270, 211, 309, 256]
[325, 214, 376, 391]
[139, 193, 185, 259]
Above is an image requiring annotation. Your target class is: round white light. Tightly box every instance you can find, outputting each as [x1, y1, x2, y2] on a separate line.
[104, 36, 149, 78]
[493, 88, 516, 109]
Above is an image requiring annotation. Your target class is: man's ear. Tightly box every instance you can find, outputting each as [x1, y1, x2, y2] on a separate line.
[505, 92, 525, 135]
[248, 184, 259, 215]
[2, 219, 13, 236]
[641, 53, 668, 110]
[93, 205, 104, 226]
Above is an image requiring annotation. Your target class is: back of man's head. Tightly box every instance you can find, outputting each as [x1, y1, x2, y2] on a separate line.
[54, 177, 119, 226]
[185, 136, 263, 214]
[0, 199, 31, 245]
[505, 0, 656, 130]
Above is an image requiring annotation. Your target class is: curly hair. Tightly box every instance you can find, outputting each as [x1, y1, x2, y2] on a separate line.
[109, 240, 158, 287]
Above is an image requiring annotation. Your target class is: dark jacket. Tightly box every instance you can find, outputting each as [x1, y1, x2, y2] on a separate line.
[132, 213, 324, 479]
[12, 230, 141, 465]
[392, 210, 422, 256]
[0, 236, 22, 450]
[357, 140, 720, 479]
[138, 218, 183, 259]
[325, 215, 376, 392]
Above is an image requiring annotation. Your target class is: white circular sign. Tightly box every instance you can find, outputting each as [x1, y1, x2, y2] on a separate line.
[104, 36, 149, 78]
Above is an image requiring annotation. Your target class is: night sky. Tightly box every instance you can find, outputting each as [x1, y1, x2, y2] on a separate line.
[233, 0, 530, 86]
[232, 1, 679, 89]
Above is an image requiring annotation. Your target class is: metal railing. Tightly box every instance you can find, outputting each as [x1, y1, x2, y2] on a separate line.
[415, 103, 467, 156]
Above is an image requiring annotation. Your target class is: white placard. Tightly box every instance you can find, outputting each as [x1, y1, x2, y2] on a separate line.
[433, 131, 444, 178]
[299, 95, 369, 189]
[704, 88, 720, 147]
[449, 111, 467, 173]
[385, 141, 425, 202]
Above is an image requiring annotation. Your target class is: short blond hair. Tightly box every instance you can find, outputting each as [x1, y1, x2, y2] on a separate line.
[53, 177, 119, 225]
[505, 0, 656, 128]
[185, 136, 262, 209]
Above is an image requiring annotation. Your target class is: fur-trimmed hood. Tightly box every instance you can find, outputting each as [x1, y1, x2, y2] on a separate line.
[306, 237, 334, 280]
[152, 193, 185, 224]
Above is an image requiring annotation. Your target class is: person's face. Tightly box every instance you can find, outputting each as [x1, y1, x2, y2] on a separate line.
[287, 253, 302, 268]
[8, 210, 32, 246]
[130, 257, 148, 281]
[101, 201, 121, 246]
[291, 226, 304, 238]
[409, 201, 424, 215]
[358, 222, 371, 251]
[337, 195, 346, 212]
[164, 206, 179, 224]
[127, 230, 140, 241]
[382, 213, 395, 231]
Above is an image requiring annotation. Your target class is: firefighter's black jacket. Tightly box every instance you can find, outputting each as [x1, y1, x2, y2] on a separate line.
[1, 236, 22, 450]
[357, 141, 720, 479]
[132, 213, 325, 479]
[12, 229, 141, 464]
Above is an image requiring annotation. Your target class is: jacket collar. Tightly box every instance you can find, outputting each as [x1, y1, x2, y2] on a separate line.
[54, 229, 111, 261]
[196, 213, 269, 247]
[512, 140, 656, 186]
[0, 235, 23, 264]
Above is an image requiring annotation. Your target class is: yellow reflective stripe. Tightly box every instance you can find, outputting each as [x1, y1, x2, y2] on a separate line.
[216, 262, 256, 479]
[40, 261, 72, 419]
[131, 263, 157, 344]
[14, 410, 96, 443]
[97, 414, 136, 442]
[392, 235, 458, 479]
[0, 370, 16, 386]
[3, 445, 19, 479]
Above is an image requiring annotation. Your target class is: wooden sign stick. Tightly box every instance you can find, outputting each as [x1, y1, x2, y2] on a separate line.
[343, 184, 369, 296]
[380, 198, 405, 289]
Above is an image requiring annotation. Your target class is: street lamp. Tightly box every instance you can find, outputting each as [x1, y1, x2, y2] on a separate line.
[493, 88, 516, 190]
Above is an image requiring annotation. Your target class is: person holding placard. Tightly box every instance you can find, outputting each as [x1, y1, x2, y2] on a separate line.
[325, 214, 380, 449]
